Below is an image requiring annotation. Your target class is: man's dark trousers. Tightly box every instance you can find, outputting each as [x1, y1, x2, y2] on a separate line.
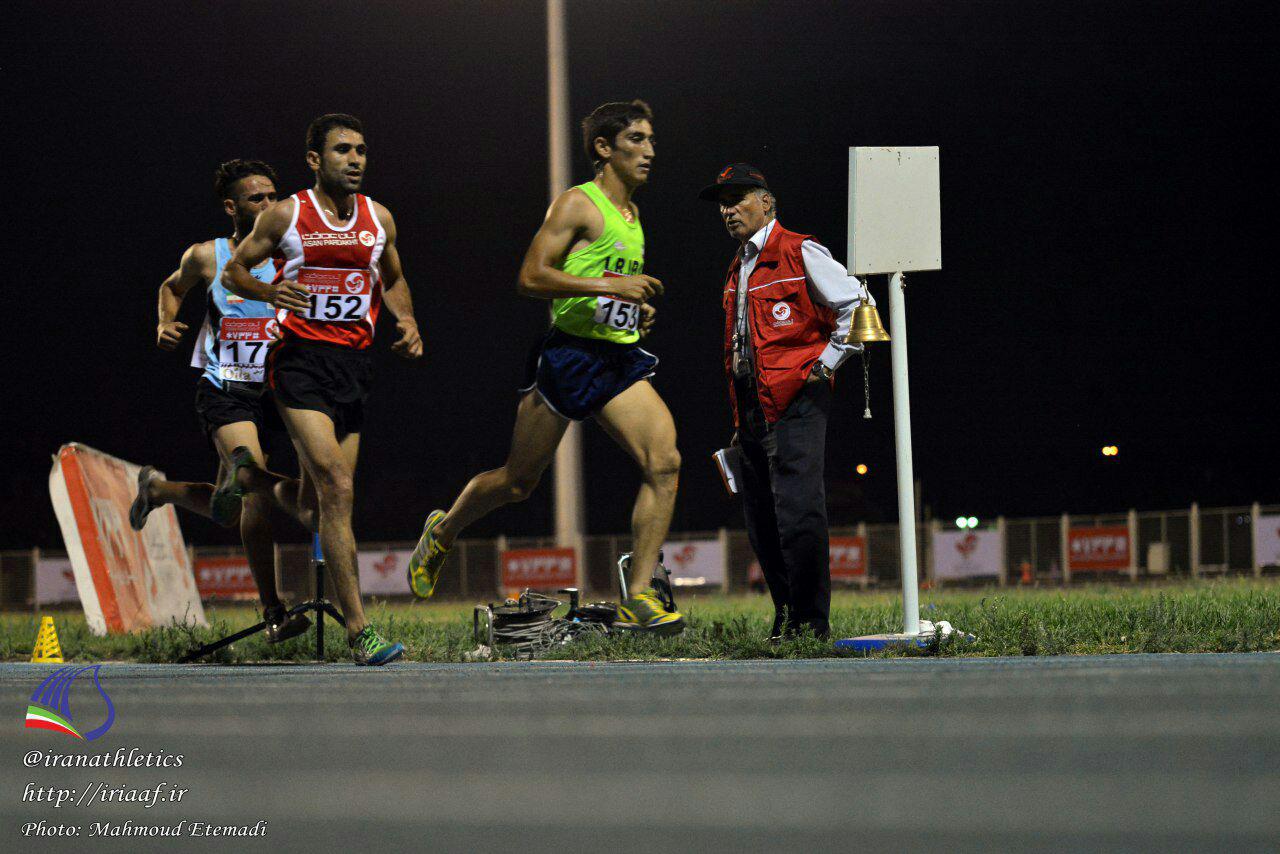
[735, 374, 832, 638]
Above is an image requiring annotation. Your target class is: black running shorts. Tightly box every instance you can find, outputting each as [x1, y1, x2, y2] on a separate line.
[194, 378, 284, 441]
[267, 339, 372, 437]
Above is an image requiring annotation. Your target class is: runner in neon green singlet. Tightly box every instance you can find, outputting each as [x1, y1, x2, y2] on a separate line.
[409, 99, 684, 635]
[552, 180, 646, 343]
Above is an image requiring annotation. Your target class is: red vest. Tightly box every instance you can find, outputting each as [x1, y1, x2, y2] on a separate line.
[722, 223, 835, 425]
[273, 190, 386, 350]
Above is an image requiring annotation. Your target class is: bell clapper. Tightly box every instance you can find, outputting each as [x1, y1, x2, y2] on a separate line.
[862, 345, 872, 419]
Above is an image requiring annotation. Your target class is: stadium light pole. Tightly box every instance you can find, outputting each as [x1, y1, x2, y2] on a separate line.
[547, 0, 587, 561]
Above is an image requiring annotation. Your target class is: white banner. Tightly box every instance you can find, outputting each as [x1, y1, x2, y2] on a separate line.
[661, 539, 724, 587]
[932, 529, 1003, 579]
[358, 549, 413, 596]
[49, 443, 206, 635]
[36, 556, 80, 605]
[1255, 514, 1280, 568]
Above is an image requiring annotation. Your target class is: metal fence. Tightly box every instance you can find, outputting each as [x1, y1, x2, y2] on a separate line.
[4, 502, 1279, 609]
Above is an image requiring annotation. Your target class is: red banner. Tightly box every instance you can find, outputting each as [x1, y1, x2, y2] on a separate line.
[501, 548, 576, 591]
[193, 556, 258, 599]
[829, 536, 868, 579]
[1068, 526, 1130, 571]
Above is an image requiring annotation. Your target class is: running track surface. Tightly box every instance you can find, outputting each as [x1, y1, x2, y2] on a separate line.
[4, 654, 1279, 852]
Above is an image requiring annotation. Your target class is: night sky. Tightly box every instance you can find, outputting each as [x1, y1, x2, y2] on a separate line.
[5, 1, 1275, 550]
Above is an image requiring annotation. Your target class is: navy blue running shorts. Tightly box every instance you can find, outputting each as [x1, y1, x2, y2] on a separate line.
[521, 327, 658, 421]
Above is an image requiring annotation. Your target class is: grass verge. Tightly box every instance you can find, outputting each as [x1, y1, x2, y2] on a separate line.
[3, 580, 1279, 663]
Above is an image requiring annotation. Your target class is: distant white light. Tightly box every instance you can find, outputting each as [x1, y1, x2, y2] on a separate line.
[955, 517, 969, 529]
[967, 516, 978, 528]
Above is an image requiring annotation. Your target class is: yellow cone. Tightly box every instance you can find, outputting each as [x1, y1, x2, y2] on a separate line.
[30, 616, 64, 663]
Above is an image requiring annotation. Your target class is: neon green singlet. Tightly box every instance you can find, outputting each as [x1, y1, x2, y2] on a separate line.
[551, 181, 645, 344]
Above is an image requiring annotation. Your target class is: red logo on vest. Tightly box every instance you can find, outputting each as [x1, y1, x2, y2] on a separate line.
[358, 230, 375, 248]
[344, 272, 366, 294]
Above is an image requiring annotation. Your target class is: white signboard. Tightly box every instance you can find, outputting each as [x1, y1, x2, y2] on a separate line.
[848, 146, 942, 275]
[49, 443, 206, 635]
[36, 556, 80, 605]
[1255, 514, 1280, 568]
[358, 549, 413, 596]
[661, 539, 725, 587]
[932, 529, 1002, 580]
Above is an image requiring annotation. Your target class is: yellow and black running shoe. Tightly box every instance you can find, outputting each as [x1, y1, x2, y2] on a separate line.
[407, 509, 450, 599]
[616, 590, 685, 636]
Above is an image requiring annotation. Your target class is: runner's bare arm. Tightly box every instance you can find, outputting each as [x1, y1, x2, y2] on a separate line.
[222, 200, 309, 312]
[374, 203, 422, 360]
[517, 188, 663, 303]
[156, 242, 212, 350]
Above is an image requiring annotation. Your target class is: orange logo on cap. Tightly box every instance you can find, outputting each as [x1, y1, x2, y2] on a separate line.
[718, 166, 734, 182]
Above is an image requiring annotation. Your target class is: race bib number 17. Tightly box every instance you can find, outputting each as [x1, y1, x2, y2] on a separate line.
[297, 267, 373, 322]
[218, 317, 279, 383]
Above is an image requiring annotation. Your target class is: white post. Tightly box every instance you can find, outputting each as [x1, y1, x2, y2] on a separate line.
[546, 0, 586, 556]
[887, 270, 920, 635]
[717, 527, 731, 593]
[1060, 512, 1072, 584]
[494, 533, 508, 596]
[1252, 502, 1262, 577]
[927, 519, 940, 588]
[31, 546, 41, 611]
[856, 521, 869, 589]
[1127, 508, 1139, 581]
[1190, 502, 1201, 578]
[996, 516, 1008, 586]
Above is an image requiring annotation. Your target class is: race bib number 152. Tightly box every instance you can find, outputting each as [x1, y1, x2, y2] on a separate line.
[297, 267, 373, 322]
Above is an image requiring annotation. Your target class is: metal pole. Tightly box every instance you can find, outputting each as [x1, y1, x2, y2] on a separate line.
[547, 0, 586, 554]
[312, 534, 324, 661]
[887, 271, 920, 634]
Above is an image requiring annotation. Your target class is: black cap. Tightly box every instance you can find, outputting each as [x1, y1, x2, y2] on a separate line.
[698, 163, 769, 201]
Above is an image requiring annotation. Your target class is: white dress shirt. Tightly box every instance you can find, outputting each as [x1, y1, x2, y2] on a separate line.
[733, 218, 871, 378]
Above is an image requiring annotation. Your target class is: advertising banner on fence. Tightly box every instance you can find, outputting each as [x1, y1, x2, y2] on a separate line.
[35, 555, 80, 605]
[748, 538, 866, 586]
[829, 536, 867, 580]
[501, 548, 576, 591]
[662, 539, 725, 587]
[358, 549, 413, 596]
[1255, 514, 1280, 568]
[193, 556, 258, 600]
[933, 529, 1003, 579]
[48, 443, 207, 635]
[1068, 526, 1130, 571]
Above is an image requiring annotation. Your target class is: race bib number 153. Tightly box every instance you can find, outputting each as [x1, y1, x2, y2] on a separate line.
[594, 296, 640, 332]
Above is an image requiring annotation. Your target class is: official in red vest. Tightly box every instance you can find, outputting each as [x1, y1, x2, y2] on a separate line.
[700, 164, 873, 639]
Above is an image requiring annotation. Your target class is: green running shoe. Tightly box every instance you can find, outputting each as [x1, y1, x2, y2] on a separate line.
[616, 590, 685, 636]
[407, 509, 450, 599]
[351, 627, 405, 666]
[210, 445, 255, 528]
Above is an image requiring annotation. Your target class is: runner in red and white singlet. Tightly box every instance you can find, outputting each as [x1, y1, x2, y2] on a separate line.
[219, 113, 421, 666]
[272, 187, 386, 350]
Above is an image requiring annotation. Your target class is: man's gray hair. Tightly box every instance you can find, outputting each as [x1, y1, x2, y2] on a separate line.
[756, 187, 777, 217]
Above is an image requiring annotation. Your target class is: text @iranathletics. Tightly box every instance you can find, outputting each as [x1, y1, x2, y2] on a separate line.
[20, 748, 268, 839]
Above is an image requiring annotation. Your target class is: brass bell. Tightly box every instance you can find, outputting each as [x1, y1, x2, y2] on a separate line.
[848, 302, 890, 344]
